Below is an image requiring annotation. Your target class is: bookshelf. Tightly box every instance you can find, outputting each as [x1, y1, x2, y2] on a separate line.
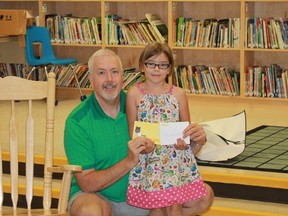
[1, 0, 288, 105]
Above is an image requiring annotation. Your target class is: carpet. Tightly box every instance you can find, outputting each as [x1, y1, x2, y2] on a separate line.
[197, 125, 288, 173]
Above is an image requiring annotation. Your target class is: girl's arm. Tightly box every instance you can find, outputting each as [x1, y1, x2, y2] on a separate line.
[174, 86, 207, 155]
[126, 87, 155, 154]
[126, 86, 139, 138]
[174, 86, 190, 122]
[173, 87, 190, 150]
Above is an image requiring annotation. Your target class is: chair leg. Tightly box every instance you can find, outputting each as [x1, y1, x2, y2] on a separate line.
[27, 66, 37, 80]
[71, 64, 87, 101]
[44, 66, 49, 80]
[27, 66, 48, 80]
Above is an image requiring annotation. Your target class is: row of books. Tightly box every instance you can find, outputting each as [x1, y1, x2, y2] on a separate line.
[51, 64, 144, 90]
[43, 13, 288, 50]
[245, 64, 288, 98]
[0, 63, 240, 96]
[0, 63, 143, 90]
[0, 63, 26, 78]
[51, 64, 91, 88]
[46, 14, 101, 45]
[2, 62, 286, 98]
[173, 65, 240, 96]
[123, 68, 145, 90]
[105, 13, 168, 45]
[247, 17, 288, 49]
[174, 17, 240, 48]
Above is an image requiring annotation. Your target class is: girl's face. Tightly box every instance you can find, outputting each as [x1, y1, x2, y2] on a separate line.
[141, 53, 170, 84]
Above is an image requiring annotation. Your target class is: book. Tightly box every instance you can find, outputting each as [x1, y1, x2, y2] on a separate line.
[133, 121, 190, 145]
[184, 18, 193, 47]
[246, 17, 255, 48]
[202, 18, 217, 47]
[175, 17, 185, 46]
[145, 13, 168, 43]
[282, 69, 288, 98]
[231, 18, 240, 48]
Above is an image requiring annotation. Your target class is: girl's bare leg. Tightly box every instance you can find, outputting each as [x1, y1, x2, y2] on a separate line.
[149, 208, 165, 216]
[166, 204, 183, 216]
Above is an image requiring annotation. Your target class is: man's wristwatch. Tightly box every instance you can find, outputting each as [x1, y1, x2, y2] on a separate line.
[192, 139, 207, 148]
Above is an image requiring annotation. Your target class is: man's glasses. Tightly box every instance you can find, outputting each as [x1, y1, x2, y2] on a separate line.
[144, 62, 171, 70]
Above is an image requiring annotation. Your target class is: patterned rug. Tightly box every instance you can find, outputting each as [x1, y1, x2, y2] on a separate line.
[197, 125, 288, 173]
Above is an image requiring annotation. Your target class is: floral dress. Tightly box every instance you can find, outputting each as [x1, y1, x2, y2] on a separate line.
[127, 83, 207, 209]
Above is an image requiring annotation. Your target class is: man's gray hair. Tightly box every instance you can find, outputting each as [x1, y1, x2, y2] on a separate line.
[88, 49, 123, 73]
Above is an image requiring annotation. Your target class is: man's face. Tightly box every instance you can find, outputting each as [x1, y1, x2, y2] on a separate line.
[89, 55, 124, 102]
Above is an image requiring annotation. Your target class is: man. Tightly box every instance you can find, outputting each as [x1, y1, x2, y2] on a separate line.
[64, 49, 214, 216]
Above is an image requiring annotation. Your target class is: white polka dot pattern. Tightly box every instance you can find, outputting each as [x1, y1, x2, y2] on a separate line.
[127, 178, 207, 209]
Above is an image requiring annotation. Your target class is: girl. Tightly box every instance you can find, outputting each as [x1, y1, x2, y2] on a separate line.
[126, 42, 208, 216]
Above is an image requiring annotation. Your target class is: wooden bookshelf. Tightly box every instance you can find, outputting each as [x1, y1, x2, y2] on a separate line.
[1, 0, 288, 104]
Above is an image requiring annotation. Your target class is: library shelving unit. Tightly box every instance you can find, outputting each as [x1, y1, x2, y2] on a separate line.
[1, 0, 288, 110]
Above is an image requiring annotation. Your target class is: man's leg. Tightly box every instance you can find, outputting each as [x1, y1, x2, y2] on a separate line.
[112, 202, 149, 216]
[69, 193, 112, 216]
[182, 183, 214, 216]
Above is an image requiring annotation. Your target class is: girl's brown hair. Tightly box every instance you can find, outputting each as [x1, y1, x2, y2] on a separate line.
[139, 42, 174, 75]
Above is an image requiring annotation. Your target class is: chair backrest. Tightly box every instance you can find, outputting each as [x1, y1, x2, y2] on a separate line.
[0, 73, 56, 210]
[26, 26, 57, 66]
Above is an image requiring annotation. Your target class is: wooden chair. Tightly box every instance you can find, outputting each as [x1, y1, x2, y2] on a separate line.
[0, 72, 81, 215]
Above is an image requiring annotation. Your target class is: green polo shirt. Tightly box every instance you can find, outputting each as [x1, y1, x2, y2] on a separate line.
[64, 91, 129, 202]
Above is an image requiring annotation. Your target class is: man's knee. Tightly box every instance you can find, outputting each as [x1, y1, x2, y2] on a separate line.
[70, 193, 112, 216]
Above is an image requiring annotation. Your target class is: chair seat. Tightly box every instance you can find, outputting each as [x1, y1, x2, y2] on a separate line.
[28, 59, 52, 67]
[26, 26, 77, 68]
[28, 58, 77, 67]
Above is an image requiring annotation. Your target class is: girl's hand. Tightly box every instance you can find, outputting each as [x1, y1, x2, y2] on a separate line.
[174, 138, 187, 150]
[183, 122, 207, 146]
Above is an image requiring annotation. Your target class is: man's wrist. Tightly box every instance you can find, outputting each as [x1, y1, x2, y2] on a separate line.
[191, 139, 207, 148]
[194, 142, 201, 148]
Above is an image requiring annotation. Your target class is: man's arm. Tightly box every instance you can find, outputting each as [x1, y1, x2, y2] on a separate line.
[74, 136, 149, 193]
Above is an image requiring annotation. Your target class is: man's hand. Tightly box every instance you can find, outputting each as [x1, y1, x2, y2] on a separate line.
[141, 139, 155, 154]
[126, 136, 152, 167]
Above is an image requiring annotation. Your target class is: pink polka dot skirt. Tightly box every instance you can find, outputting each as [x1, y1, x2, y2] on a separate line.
[127, 178, 208, 209]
